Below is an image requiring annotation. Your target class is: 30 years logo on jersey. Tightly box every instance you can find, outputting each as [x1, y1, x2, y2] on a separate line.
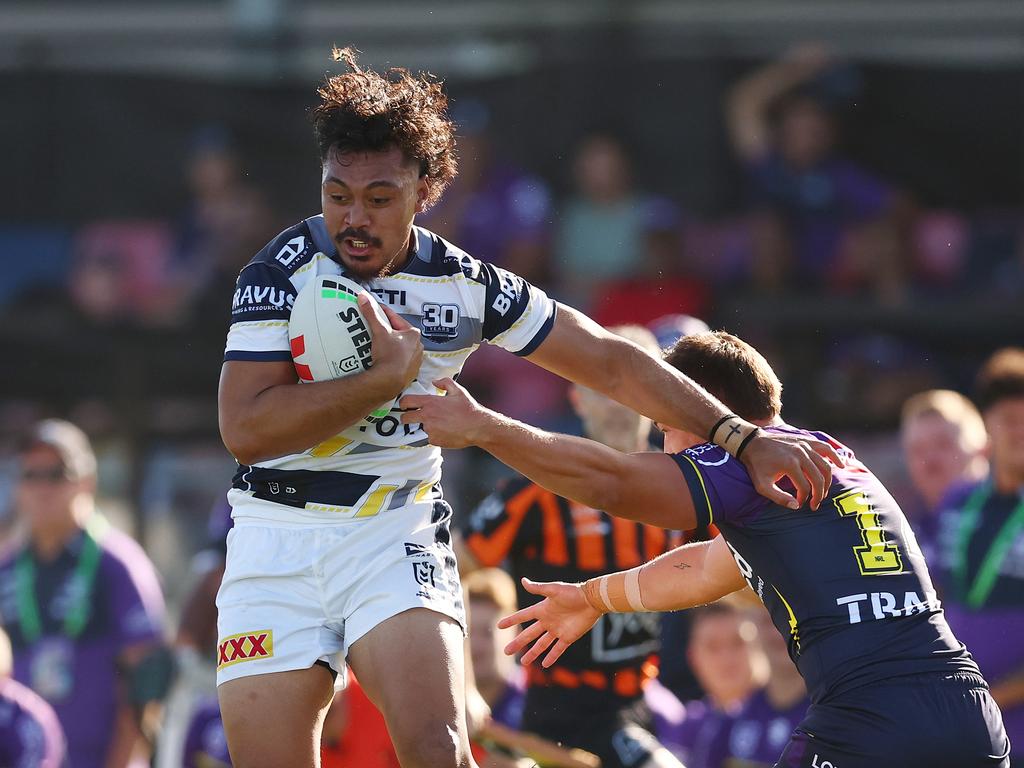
[217, 630, 274, 670]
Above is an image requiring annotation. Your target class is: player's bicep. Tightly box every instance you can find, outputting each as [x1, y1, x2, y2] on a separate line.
[525, 302, 624, 384]
[606, 452, 699, 531]
[218, 360, 298, 445]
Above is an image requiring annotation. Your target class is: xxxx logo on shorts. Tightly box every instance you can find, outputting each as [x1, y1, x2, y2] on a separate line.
[217, 630, 274, 670]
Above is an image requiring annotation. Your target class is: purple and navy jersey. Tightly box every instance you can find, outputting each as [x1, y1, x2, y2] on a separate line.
[706, 687, 808, 768]
[0, 677, 66, 768]
[669, 425, 979, 704]
[182, 697, 232, 768]
[0, 526, 166, 768]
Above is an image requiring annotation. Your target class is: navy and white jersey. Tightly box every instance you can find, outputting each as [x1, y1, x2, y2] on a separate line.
[669, 426, 980, 704]
[223, 215, 556, 524]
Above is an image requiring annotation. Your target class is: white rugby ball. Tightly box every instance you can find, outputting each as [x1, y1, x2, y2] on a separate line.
[288, 275, 393, 418]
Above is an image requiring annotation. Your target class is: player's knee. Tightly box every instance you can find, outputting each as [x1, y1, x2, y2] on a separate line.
[393, 722, 473, 768]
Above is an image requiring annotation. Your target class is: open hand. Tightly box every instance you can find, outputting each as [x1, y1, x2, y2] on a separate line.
[497, 578, 601, 668]
[740, 431, 845, 510]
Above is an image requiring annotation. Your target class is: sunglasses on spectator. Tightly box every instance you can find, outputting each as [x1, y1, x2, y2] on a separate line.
[19, 465, 72, 484]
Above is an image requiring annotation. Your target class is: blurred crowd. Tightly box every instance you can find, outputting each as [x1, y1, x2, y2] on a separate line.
[0, 44, 1023, 767]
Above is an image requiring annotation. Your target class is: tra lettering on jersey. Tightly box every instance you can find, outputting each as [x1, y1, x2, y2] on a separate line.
[222, 216, 557, 525]
[669, 425, 978, 703]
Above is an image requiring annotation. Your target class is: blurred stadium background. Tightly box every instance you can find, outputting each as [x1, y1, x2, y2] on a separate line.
[1, 0, 1023, 764]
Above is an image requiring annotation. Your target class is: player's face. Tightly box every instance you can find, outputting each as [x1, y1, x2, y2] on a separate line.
[16, 446, 88, 532]
[468, 598, 515, 688]
[687, 613, 758, 705]
[902, 413, 979, 507]
[321, 146, 429, 280]
[572, 386, 650, 453]
[985, 397, 1024, 477]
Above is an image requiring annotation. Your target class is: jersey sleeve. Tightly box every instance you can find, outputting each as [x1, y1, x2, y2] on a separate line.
[223, 262, 297, 363]
[461, 479, 540, 567]
[476, 262, 557, 356]
[668, 443, 768, 529]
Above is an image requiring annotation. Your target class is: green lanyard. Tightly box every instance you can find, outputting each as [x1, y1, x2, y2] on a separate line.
[15, 517, 108, 643]
[953, 483, 1024, 610]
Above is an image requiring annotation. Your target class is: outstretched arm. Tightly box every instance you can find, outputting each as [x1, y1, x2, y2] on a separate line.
[726, 43, 832, 161]
[401, 378, 696, 530]
[499, 535, 746, 668]
[520, 303, 840, 509]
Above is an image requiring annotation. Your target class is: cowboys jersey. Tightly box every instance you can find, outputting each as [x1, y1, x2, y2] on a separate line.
[223, 215, 556, 524]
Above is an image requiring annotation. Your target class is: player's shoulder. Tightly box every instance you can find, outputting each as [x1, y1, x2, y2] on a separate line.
[402, 225, 486, 281]
[243, 215, 332, 279]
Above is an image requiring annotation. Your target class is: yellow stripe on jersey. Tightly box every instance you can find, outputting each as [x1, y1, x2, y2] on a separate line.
[308, 435, 353, 458]
[354, 484, 400, 518]
[773, 585, 801, 652]
[677, 453, 715, 526]
[414, 482, 434, 503]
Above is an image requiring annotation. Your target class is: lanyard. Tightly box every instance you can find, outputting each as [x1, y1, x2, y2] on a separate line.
[15, 517, 108, 643]
[954, 483, 1024, 610]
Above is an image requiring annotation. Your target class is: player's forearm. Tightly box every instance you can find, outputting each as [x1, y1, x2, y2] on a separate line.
[220, 366, 400, 465]
[103, 703, 144, 768]
[584, 541, 738, 614]
[474, 411, 631, 513]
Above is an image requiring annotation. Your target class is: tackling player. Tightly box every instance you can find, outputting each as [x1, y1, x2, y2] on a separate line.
[216, 48, 838, 768]
[403, 332, 1011, 767]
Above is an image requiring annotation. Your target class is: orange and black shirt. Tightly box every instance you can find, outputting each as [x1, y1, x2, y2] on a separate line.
[462, 475, 712, 705]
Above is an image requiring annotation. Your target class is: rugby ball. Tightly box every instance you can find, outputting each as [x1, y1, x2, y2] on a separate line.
[288, 275, 393, 418]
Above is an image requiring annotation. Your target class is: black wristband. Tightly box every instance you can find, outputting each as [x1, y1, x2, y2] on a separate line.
[708, 414, 738, 443]
[735, 427, 761, 459]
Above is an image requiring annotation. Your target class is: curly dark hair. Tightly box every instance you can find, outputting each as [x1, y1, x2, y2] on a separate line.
[312, 47, 457, 209]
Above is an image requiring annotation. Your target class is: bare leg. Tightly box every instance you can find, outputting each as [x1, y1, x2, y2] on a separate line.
[348, 607, 477, 768]
[218, 665, 335, 768]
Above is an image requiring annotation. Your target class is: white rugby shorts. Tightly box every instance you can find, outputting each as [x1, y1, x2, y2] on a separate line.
[215, 497, 465, 689]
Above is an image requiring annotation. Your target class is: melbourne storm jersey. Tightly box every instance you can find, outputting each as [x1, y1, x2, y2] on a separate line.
[224, 216, 556, 524]
[670, 425, 980, 704]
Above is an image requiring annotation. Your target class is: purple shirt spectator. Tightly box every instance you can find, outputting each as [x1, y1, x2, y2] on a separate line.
[182, 697, 231, 768]
[0, 524, 166, 768]
[489, 667, 526, 730]
[648, 683, 736, 768]
[749, 153, 892, 278]
[933, 480, 1024, 755]
[0, 677, 66, 768]
[704, 687, 808, 767]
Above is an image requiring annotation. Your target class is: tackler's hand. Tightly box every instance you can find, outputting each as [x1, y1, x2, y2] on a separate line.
[497, 578, 601, 668]
[740, 431, 845, 510]
[399, 377, 492, 449]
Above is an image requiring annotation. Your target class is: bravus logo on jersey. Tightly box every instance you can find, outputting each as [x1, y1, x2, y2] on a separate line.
[217, 630, 274, 670]
[232, 285, 296, 313]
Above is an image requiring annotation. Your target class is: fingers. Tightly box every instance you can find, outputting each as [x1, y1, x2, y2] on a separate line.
[357, 293, 389, 337]
[399, 394, 433, 411]
[520, 631, 557, 666]
[497, 606, 537, 630]
[503, 621, 545, 657]
[541, 639, 571, 669]
[803, 446, 833, 510]
[379, 302, 414, 331]
[810, 439, 846, 468]
[521, 577, 562, 598]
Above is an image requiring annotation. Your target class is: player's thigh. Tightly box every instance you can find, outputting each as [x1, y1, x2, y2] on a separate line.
[347, 607, 475, 768]
[218, 665, 335, 768]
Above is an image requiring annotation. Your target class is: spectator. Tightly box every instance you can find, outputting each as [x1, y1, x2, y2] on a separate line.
[0, 626, 66, 768]
[653, 602, 765, 767]
[702, 605, 808, 767]
[320, 675, 400, 768]
[726, 44, 906, 302]
[934, 348, 1024, 766]
[180, 696, 230, 768]
[464, 568, 526, 729]
[900, 389, 989, 560]
[420, 101, 553, 285]
[556, 134, 649, 308]
[0, 419, 171, 768]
